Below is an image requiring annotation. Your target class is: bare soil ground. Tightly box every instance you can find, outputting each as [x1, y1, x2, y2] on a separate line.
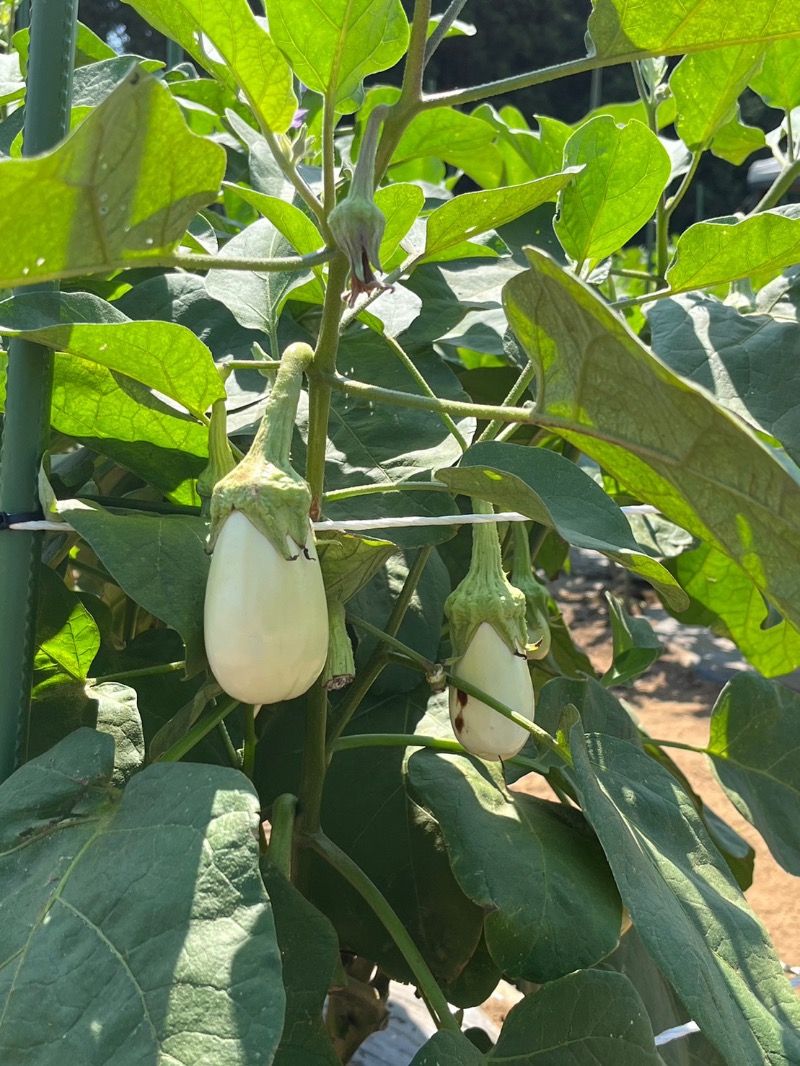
[515, 573, 799, 964]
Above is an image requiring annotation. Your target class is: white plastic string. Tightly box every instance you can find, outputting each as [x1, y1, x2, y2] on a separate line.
[7, 505, 659, 535]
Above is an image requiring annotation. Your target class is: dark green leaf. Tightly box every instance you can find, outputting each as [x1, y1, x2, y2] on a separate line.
[571, 727, 800, 1065]
[603, 591, 663, 687]
[0, 730, 284, 1065]
[410, 1031, 483, 1065]
[708, 672, 800, 875]
[435, 442, 687, 609]
[57, 502, 209, 676]
[263, 865, 340, 1066]
[0, 68, 225, 289]
[408, 751, 622, 982]
[316, 532, 398, 605]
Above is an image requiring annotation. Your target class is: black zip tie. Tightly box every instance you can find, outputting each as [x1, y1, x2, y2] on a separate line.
[0, 510, 45, 530]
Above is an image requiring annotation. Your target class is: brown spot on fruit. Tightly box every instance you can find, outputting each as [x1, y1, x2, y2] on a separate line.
[454, 714, 464, 732]
[456, 689, 468, 707]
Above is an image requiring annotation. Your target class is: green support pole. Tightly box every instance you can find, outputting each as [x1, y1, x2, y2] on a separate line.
[0, 0, 78, 783]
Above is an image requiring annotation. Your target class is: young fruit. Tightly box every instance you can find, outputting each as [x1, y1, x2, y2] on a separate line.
[449, 621, 534, 761]
[204, 511, 328, 706]
[445, 500, 535, 761]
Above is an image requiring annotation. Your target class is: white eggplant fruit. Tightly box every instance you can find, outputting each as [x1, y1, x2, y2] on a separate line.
[204, 510, 329, 706]
[449, 621, 534, 761]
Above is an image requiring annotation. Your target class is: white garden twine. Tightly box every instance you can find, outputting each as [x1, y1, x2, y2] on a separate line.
[7, 504, 659, 535]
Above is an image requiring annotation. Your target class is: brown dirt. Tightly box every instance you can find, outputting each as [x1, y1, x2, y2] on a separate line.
[516, 577, 800, 965]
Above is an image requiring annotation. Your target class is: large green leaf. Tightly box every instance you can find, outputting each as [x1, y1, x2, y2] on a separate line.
[647, 294, 800, 463]
[667, 541, 800, 677]
[57, 501, 209, 675]
[408, 751, 622, 982]
[670, 45, 765, 151]
[0, 291, 224, 418]
[554, 118, 670, 270]
[666, 208, 800, 293]
[0, 730, 283, 1065]
[424, 170, 579, 260]
[570, 727, 800, 1065]
[392, 108, 501, 189]
[51, 353, 207, 505]
[205, 220, 313, 342]
[33, 566, 99, 694]
[434, 442, 687, 609]
[254, 688, 486, 990]
[503, 249, 800, 641]
[708, 673, 800, 875]
[750, 39, 800, 112]
[263, 865, 340, 1066]
[126, 0, 296, 131]
[588, 0, 800, 58]
[265, 0, 409, 111]
[412, 971, 660, 1065]
[316, 532, 398, 605]
[0, 68, 225, 289]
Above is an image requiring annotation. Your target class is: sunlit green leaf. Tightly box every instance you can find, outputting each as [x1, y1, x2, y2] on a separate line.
[589, 0, 800, 58]
[266, 0, 409, 111]
[0, 291, 224, 418]
[603, 591, 663, 687]
[424, 170, 580, 259]
[392, 108, 502, 188]
[316, 532, 398, 605]
[669, 45, 765, 151]
[504, 249, 800, 640]
[667, 207, 800, 292]
[126, 0, 296, 131]
[0, 68, 225, 289]
[710, 111, 767, 165]
[554, 117, 670, 269]
[750, 38, 800, 112]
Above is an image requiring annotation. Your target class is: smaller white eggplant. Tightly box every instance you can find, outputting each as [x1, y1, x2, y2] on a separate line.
[204, 510, 328, 706]
[449, 622, 534, 761]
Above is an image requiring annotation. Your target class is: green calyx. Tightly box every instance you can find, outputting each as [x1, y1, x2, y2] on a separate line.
[445, 500, 527, 660]
[197, 397, 236, 514]
[207, 342, 315, 559]
[510, 522, 552, 659]
[328, 104, 388, 307]
[322, 599, 355, 691]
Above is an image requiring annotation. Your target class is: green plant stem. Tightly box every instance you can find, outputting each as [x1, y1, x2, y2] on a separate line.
[424, 0, 470, 64]
[610, 288, 671, 310]
[334, 731, 551, 776]
[384, 335, 467, 450]
[420, 49, 657, 111]
[609, 267, 659, 281]
[297, 680, 329, 836]
[665, 151, 702, 219]
[347, 614, 433, 671]
[305, 253, 349, 511]
[79, 495, 201, 515]
[477, 361, 539, 443]
[308, 831, 459, 1032]
[645, 737, 709, 755]
[753, 158, 800, 212]
[402, 0, 432, 101]
[90, 660, 185, 684]
[216, 721, 243, 770]
[156, 696, 241, 762]
[323, 480, 451, 503]
[242, 704, 257, 778]
[322, 94, 337, 213]
[320, 371, 535, 425]
[258, 121, 331, 241]
[11, 248, 335, 288]
[268, 793, 298, 877]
